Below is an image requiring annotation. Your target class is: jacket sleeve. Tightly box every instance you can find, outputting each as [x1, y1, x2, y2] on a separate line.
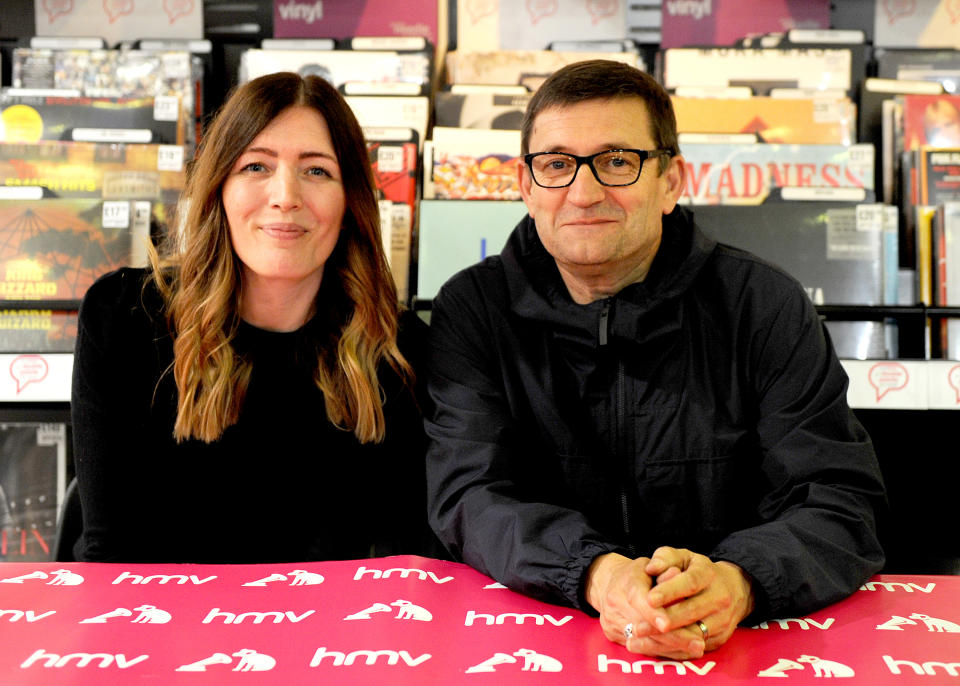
[425, 272, 624, 611]
[708, 279, 886, 621]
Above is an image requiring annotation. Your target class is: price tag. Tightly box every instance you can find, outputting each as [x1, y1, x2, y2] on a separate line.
[154, 95, 180, 122]
[102, 201, 130, 229]
[377, 146, 404, 173]
[157, 145, 184, 172]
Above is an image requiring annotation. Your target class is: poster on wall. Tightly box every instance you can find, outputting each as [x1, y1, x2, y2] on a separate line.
[34, 0, 203, 46]
[273, 0, 438, 43]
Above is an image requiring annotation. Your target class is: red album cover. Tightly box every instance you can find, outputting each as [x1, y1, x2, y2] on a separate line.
[901, 93, 960, 151]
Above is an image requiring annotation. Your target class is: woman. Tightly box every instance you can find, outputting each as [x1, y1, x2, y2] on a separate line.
[70, 72, 434, 562]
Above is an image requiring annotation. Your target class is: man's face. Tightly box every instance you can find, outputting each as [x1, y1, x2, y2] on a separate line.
[519, 97, 684, 289]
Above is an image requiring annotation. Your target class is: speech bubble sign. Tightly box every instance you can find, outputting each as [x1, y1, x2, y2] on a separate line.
[163, 0, 193, 24]
[868, 362, 909, 402]
[882, 0, 916, 24]
[10, 355, 49, 395]
[42, 0, 73, 23]
[527, 0, 558, 25]
[103, 0, 135, 23]
[948, 0, 960, 23]
[586, 0, 619, 25]
[466, 0, 497, 24]
[947, 364, 960, 404]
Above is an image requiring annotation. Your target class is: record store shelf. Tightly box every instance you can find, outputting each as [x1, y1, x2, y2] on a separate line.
[3, 357, 960, 411]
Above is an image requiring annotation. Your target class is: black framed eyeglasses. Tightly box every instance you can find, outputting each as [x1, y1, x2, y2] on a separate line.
[523, 148, 672, 188]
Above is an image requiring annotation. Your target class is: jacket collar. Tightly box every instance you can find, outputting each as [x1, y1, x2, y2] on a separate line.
[501, 206, 716, 349]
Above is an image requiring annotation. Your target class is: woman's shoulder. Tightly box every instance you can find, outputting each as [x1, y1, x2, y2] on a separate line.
[79, 267, 166, 332]
[84, 266, 152, 302]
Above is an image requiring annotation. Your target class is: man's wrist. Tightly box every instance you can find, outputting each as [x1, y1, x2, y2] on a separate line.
[716, 560, 755, 623]
[584, 552, 629, 613]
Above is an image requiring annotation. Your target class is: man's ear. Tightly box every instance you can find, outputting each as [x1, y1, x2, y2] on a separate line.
[518, 158, 535, 217]
[660, 154, 686, 215]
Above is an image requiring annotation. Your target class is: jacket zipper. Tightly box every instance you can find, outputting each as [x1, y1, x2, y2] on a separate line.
[616, 359, 635, 554]
[599, 300, 635, 554]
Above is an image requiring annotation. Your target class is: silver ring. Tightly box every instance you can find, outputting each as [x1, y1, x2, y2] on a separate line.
[695, 619, 708, 641]
[623, 622, 634, 641]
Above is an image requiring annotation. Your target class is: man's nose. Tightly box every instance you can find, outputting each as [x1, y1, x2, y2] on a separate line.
[565, 162, 606, 205]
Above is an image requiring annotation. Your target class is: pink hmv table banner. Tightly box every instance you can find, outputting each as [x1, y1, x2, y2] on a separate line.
[0, 555, 957, 683]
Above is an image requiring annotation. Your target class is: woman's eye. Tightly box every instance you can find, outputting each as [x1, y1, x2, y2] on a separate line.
[241, 162, 265, 173]
[307, 166, 330, 177]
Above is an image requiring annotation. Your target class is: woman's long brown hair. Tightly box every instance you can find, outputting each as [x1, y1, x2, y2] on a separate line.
[149, 71, 411, 444]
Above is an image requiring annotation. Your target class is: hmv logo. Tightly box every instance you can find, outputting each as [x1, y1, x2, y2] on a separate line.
[21, 649, 148, 670]
[112, 571, 216, 586]
[860, 581, 936, 593]
[599, 655, 716, 675]
[0, 609, 55, 623]
[464, 610, 573, 627]
[202, 608, 314, 625]
[353, 565, 454, 584]
[752, 617, 835, 631]
[310, 647, 431, 668]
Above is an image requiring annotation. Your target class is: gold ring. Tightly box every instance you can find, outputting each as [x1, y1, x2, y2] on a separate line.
[696, 619, 708, 641]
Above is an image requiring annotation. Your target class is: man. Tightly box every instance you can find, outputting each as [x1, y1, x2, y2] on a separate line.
[424, 60, 885, 660]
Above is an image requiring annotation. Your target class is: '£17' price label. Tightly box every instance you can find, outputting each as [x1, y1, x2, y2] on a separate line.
[102, 201, 131, 229]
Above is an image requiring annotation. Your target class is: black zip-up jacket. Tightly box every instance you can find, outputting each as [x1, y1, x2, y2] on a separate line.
[425, 207, 886, 621]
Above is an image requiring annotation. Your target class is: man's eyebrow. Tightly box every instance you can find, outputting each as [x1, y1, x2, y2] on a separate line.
[532, 143, 639, 154]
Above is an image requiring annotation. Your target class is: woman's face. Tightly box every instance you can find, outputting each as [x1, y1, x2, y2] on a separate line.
[222, 105, 346, 296]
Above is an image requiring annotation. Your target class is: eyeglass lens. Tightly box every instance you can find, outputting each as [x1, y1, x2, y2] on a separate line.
[530, 150, 646, 187]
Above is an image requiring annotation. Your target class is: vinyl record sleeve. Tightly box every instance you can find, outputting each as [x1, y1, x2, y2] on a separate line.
[11, 49, 196, 150]
[434, 91, 531, 130]
[0, 310, 78, 353]
[692, 202, 886, 306]
[662, 47, 853, 94]
[444, 49, 638, 88]
[0, 421, 67, 562]
[672, 95, 855, 144]
[0, 197, 150, 303]
[0, 94, 184, 146]
[239, 49, 431, 93]
[679, 142, 875, 205]
[692, 201, 893, 359]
